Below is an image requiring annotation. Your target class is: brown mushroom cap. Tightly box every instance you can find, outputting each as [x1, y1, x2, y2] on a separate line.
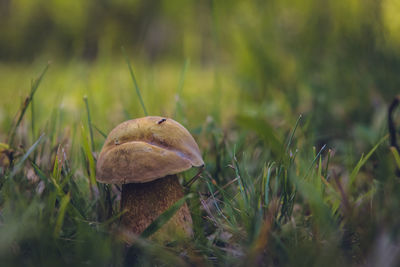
[96, 116, 204, 184]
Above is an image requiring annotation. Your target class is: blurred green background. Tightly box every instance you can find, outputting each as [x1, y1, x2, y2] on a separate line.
[1, 0, 399, 142]
[1, 0, 400, 266]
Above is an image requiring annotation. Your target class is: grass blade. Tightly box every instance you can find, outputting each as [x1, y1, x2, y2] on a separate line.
[140, 193, 193, 238]
[174, 58, 190, 120]
[303, 144, 327, 180]
[264, 162, 274, 207]
[286, 114, 302, 154]
[31, 82, 35, 142]
[232, 145, 248, 207]
[83, 96, 95, 151]
[92, 123, 107, 139]
[10, 134, 45, 177]
[390, 146, 400, 169]
[81, 124, 97, 186]
[121, 46, 148, 116]
[349, 135, 388, 187]
[53, 193, 71, 237]
[8, 64, 49, 146]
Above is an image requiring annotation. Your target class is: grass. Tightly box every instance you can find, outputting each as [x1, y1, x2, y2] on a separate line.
[0, 59, 399, 267]
[2, 1, 400, 265]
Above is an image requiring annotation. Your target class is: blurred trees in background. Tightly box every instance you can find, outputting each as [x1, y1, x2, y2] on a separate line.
[2, 0, 400, 67]
[1, 0, 400, 145]
[0, 0, 204, 61]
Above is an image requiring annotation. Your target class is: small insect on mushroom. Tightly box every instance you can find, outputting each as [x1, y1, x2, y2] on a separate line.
[157, 118, 167, 124]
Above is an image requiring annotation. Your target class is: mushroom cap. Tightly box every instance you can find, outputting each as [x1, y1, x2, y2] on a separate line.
[96, 116, 204, 184]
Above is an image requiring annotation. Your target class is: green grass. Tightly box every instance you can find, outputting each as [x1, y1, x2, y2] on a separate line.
[0, 59, 398, 266]
[3, 0, 400, 265]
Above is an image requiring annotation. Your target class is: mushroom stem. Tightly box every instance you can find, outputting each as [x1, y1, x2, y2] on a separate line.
[121, 175, 193, 241]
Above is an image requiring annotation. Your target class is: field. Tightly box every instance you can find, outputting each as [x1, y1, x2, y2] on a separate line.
[1, 1, 400, 266]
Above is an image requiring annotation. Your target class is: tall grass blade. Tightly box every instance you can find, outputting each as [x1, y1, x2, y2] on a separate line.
[349, 135, 388, 187]
[174, 58, 190, 120]
[264, 162, 274, 206]
[324, 149, 332, 179]
[232, 145, 249, 207]
[83, 96, 95, 151]
[81, 125, 97, 186]
[8, 64, 49, 146]
[121, 46, 148, 116]
[286, 114, 302, 154]
[30, 81, 35, 142]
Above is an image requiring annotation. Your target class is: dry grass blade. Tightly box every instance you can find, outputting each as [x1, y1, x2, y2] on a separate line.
[8, 64, 49, 146]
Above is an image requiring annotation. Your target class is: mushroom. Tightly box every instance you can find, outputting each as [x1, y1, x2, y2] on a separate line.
[96, 116, 204, 242]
